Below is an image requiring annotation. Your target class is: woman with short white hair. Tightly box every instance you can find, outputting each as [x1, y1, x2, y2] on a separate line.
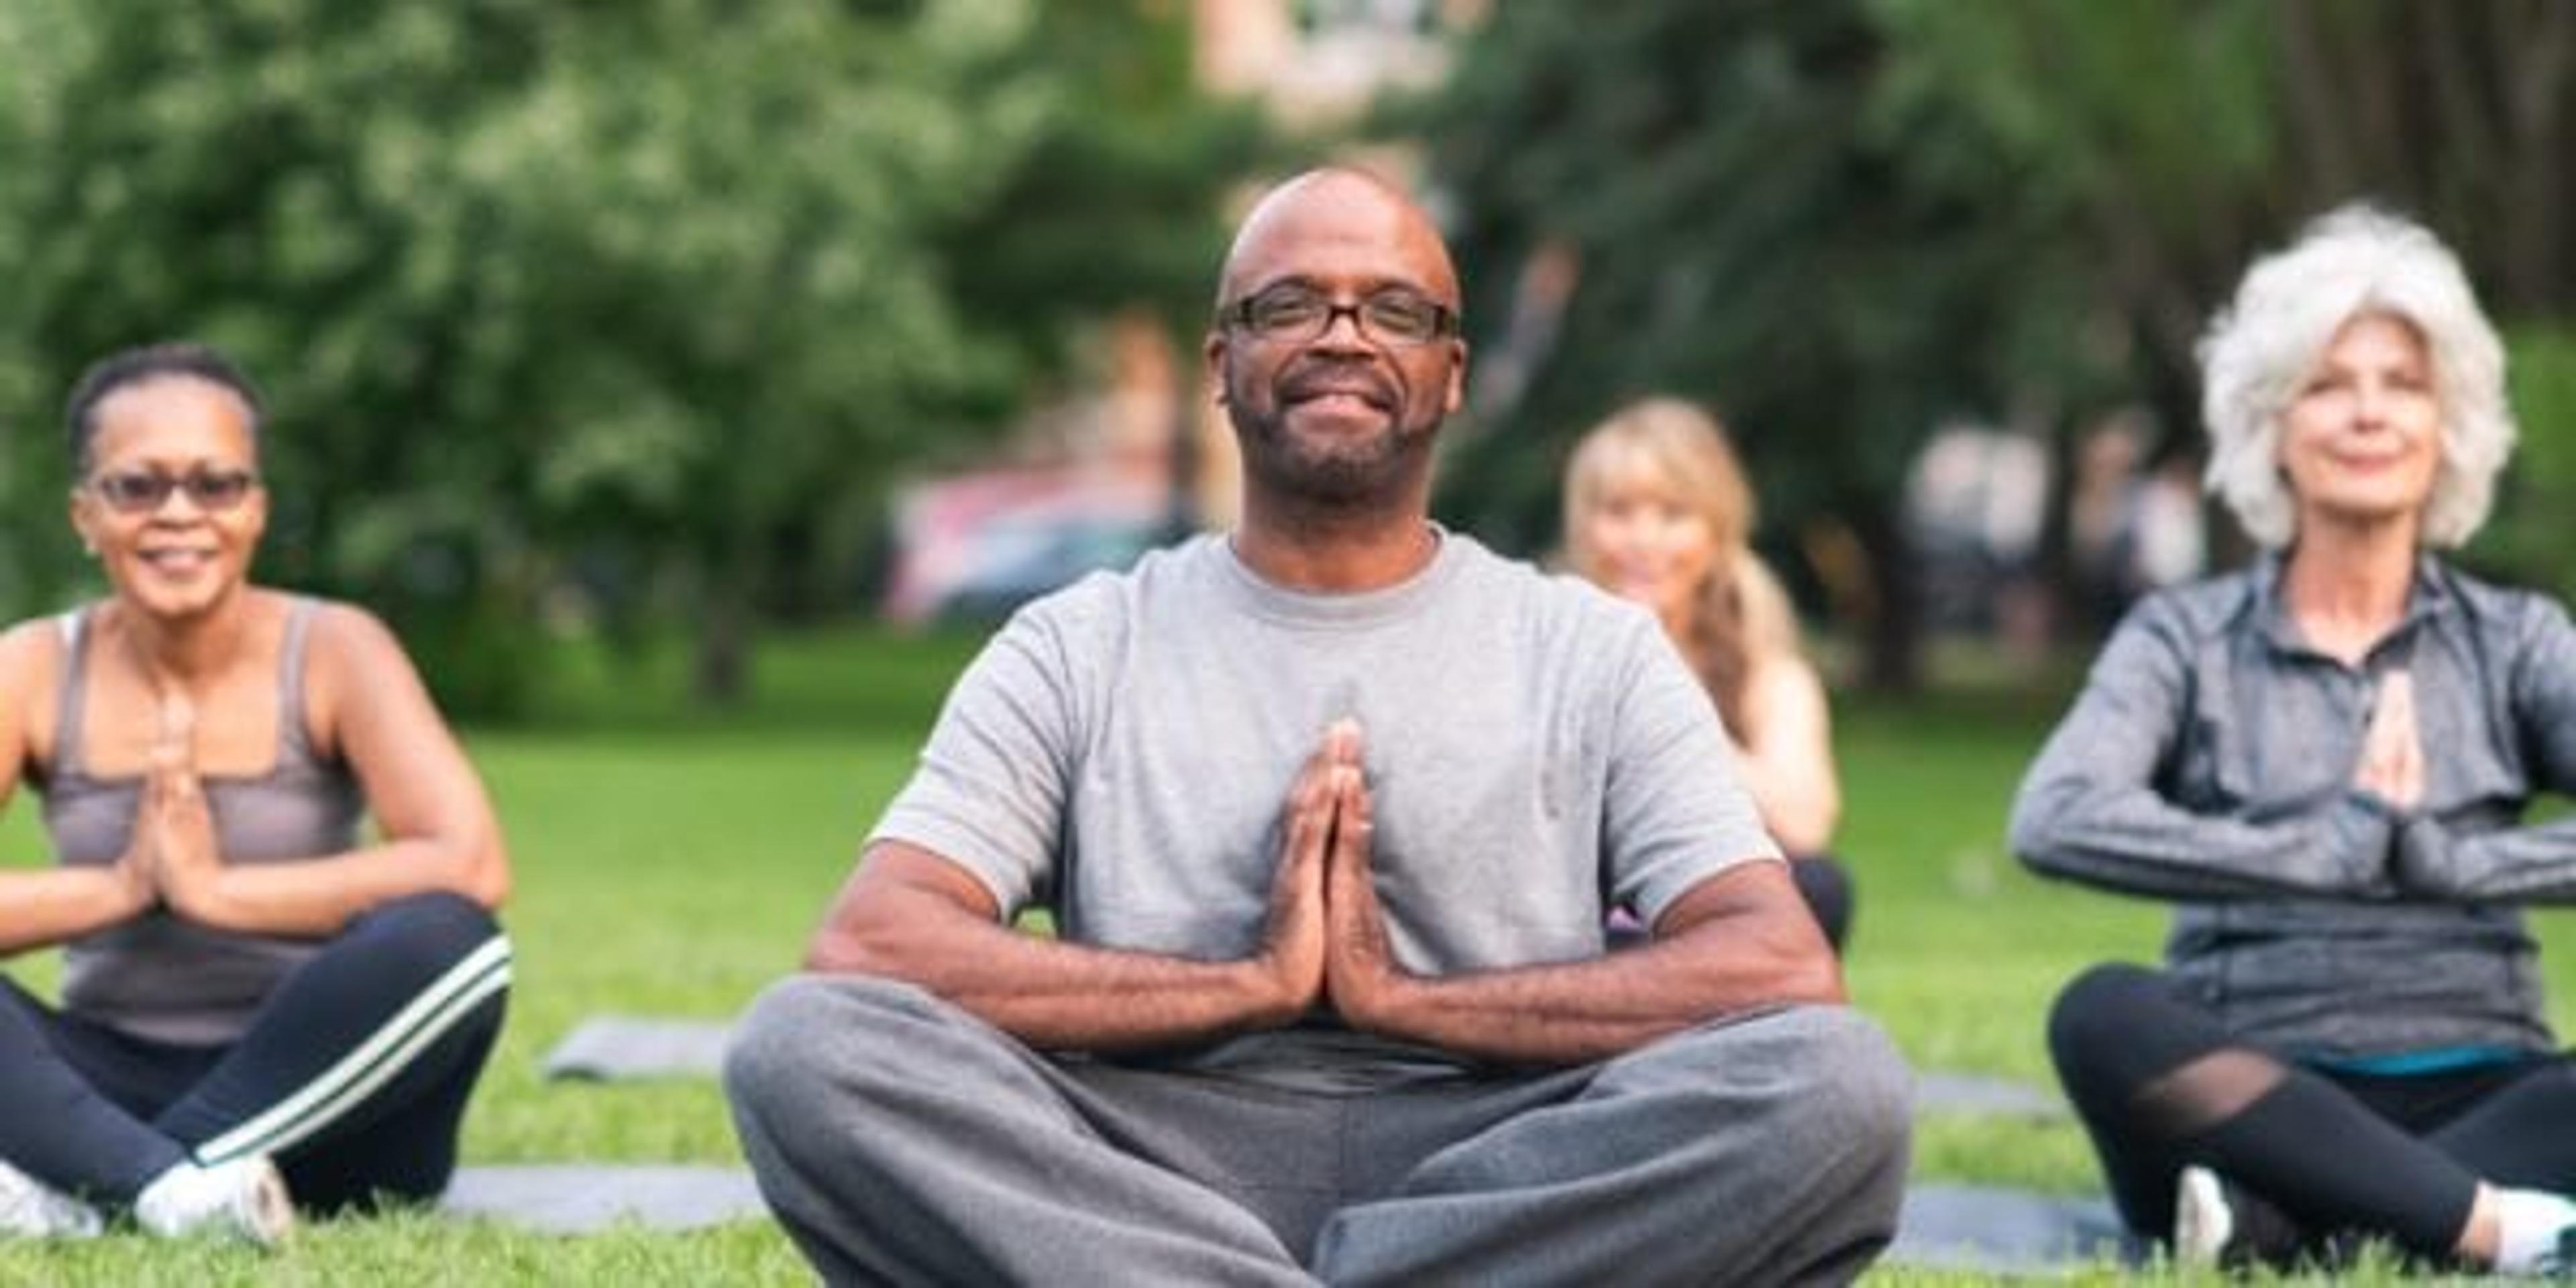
[2013, 205, 2576, 1271]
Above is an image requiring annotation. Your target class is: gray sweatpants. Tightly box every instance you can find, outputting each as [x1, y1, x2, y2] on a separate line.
[725, 975, 1911, 1287]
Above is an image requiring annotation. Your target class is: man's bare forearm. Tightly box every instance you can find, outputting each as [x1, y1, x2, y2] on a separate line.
[808, 842, 1307, 1052]
[1339, 863, 1839, 1065]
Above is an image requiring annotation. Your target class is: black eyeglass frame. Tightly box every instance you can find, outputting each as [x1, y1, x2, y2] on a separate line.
[1217, 284, 1462, 348]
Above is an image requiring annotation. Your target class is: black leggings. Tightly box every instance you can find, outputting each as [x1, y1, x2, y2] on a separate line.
[1607, 855, 1854, 953]
[2049, 962, 2576, 1263]
[0, 891, 510, 1214]
[1787, 855, 1854, 952]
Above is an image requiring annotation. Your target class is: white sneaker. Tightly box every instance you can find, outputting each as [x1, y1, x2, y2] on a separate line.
[135, 1156, 293, 1247]
[2491, 1186, 2576, 1276]
[2173, 1165, 2235, 1267]
[0, 1157, 102, 1239]
[2536, 1227, 2576, 1280]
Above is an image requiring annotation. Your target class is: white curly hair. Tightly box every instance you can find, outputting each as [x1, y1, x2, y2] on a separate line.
[2198, 203, 2514, 549]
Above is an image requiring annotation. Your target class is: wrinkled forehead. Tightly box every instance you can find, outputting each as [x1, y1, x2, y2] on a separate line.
[1218, 173, 1460, 306]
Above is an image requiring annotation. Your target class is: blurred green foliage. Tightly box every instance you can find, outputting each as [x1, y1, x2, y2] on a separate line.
[0, 0, 1263, 714]
[1401, 0, 2576, 682]
[10, 0, 2572, 710]
[2487, 325, 2576, 604]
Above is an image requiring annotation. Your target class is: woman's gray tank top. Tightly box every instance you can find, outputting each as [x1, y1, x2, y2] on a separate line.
[37, 599, 365, 1045]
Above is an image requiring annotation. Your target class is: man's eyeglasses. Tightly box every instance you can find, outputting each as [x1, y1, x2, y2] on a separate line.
[1220, 284, 1460, 348]
[88, 468, 261, 515]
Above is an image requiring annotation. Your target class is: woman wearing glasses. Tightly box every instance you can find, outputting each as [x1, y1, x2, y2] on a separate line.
[0, 343, 511, 1244]
[2014, 208, 2576, 1272]
[1561, 398, 1852, 950]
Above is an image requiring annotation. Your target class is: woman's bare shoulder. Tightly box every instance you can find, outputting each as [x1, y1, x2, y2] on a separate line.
[0, 612, 75, 765]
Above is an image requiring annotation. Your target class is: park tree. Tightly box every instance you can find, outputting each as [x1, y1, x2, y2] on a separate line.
[1874, 0, 2576, 602]
[0, 0, 1258, 712]
[1401, 0, 2576, 686]
[1872, 0, 2576, 438]
[1401, 1, 2045, 688]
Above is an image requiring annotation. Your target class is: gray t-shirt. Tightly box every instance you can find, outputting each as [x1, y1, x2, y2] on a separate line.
[871, 531, 1778, 1079]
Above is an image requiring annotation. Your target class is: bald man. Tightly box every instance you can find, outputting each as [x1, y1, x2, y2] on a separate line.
[725, 170, 1911, 1286]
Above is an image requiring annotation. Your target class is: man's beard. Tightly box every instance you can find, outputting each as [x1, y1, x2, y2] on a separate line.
[1229, 362, 1430, 507]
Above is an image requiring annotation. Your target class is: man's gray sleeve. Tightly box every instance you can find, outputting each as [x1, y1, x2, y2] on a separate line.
[868, 605, 1081, 918]
[1600, 625, 1782, 925]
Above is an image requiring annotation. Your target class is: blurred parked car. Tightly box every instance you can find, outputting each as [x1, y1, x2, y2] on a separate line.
[927, 511, 1166, 622]
[883, 467, 1172, 625]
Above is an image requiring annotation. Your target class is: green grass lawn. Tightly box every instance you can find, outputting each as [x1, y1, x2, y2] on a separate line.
[4, 625, 2570, 1283]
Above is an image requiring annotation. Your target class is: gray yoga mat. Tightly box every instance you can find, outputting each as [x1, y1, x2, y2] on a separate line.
[1886, 1182, 2134, 1273]
[441, 1165, 767, 1232]
[441, 1165, 2129, 1272]
[541, 1016, 735, 1081]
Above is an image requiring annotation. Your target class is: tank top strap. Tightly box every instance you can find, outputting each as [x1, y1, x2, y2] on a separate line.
[277, 598, 321, 765]
[52, 608, 93, 775]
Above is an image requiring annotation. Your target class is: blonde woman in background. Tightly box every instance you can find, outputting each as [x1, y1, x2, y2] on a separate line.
[1564, 398, 1853, 949]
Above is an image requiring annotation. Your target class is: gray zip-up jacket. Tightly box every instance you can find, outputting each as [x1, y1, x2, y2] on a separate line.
[2010, 555, 2576, 1058]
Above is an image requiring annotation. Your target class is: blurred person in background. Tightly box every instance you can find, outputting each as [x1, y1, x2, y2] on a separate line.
[1562, 398, 1853, 951]
[2013, 207, 2576, 1273]
[0, 343, 512, 1246]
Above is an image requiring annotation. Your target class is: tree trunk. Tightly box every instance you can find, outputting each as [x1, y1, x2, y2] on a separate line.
[692, 539, 762, 707]
[1847, 499, 1924, 695]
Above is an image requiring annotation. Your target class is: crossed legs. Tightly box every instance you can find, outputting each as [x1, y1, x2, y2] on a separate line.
[726, 974, 1910, 1287]
[2050, 962, 2576, 1266]
[0, 892, 510, 1214]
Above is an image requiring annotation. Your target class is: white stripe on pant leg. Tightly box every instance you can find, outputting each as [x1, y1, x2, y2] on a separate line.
[198, 958, 514, 1165]
[194, 936, 513, 1165]
[194, 941, 512, 1165]
[204, 957, 514, 1164]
